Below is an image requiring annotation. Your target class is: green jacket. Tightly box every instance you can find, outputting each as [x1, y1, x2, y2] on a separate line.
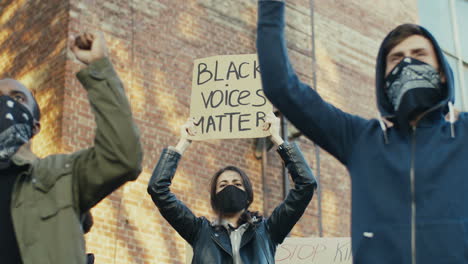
[9, 58, 143, 264]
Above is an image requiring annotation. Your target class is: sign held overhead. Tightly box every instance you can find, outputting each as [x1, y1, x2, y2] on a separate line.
[190, 54, 272, 140]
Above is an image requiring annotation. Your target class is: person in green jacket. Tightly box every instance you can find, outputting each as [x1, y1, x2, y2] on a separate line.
[0, 31, 143, 264]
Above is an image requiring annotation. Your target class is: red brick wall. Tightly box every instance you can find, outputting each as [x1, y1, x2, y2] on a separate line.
[2, 0, 418, 263]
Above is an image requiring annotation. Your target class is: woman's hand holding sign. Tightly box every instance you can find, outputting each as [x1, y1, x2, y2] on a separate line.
[174, 111, 282, 154]
[263, 112, 284, 146]
[174, 118, 197, 154]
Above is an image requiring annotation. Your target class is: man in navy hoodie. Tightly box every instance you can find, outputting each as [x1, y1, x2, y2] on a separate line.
[257, 1, 463, 263]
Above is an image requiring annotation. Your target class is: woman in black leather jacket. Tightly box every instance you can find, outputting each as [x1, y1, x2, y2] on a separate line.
[147, 113, 317, 264]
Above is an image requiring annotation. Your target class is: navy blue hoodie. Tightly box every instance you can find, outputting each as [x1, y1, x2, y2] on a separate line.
[257, 1, 466, 264]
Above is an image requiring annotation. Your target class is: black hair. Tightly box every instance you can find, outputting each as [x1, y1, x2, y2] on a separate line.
[210, 166, 262, 226]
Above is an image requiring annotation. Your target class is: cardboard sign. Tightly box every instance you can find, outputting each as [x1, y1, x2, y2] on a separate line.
[190, 54, 272, 140]
[275, 237, 352, 264]
[186, 237, 352, 263]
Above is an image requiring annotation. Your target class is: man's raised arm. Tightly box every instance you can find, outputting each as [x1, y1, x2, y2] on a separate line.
[257, 0, 367, 164]
[70, 32, 143, 212]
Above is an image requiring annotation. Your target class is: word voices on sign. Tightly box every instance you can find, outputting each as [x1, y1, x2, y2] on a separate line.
[201, 86, 267, 109]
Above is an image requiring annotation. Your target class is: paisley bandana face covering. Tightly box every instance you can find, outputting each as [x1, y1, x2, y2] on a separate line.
[0, 95, 34, 169]
[385, 57, 443, 128]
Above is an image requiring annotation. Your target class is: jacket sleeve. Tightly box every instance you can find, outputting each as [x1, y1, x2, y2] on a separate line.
[147, 148, 202, 245]
[257, 1, 367, 164]
[72, 57, 143, 212]
[266, 142, 316, 244]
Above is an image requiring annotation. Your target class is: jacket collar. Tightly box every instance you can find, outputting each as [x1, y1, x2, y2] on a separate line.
[11, 144, 38, 167]
[10, 144, 37, 208]
[393, 109, 446, 132]
[239, 224, 256, 248]
[415, 109, 446, 128]
[210, 221, 259, 257]
[211, 227, 233, 257]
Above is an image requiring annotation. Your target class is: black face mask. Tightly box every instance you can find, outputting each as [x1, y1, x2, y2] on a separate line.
[214, 185, 248, 214]
[385, 57, 443, 129]
[0, 95, 34, 169]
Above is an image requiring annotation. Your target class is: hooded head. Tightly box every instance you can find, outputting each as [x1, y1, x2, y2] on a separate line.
[375, 24, 455, 124]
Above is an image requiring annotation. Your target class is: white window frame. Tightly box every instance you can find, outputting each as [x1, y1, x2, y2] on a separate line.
[418, 0, 467, 110]
[448, 0, 467, 109]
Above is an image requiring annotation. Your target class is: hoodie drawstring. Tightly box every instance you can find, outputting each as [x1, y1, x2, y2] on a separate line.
[379, 116, 389, 144]
[448, 101, 455, 138]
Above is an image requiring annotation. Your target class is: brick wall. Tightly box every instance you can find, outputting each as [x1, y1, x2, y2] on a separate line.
[1, 0, 418, 263]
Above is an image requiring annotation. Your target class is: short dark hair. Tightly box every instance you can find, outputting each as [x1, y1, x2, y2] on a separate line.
[381, 24, 427, 60]
[209, 166, 254, 215]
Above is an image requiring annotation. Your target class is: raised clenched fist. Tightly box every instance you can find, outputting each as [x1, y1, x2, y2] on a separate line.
[70, 31, 109, 65]
[74, 34, 93, 50]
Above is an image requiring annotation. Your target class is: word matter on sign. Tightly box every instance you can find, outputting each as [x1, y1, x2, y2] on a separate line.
[190, 54, 272, 140]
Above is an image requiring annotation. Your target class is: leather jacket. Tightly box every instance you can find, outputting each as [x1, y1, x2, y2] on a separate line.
[148, 142, 316, 264]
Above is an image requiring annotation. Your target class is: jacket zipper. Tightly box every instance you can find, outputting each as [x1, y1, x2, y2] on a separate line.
[410, 125, 417, 264]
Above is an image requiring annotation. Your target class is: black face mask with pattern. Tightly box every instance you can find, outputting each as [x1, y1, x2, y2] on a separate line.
[0, 95, 34, 169]
[214, 185, 248, 214]
[385, 57, 443, 129]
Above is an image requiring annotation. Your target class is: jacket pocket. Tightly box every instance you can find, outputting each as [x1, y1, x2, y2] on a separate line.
[353, 224, 409, 264]
[35, 174, 82, 262]
[38, 175, 74, 219]
[33, 157, 73, 193]
[19, 180, 74, 248]
[40, 197, 73, 220]
[417, 220, 468, 264]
